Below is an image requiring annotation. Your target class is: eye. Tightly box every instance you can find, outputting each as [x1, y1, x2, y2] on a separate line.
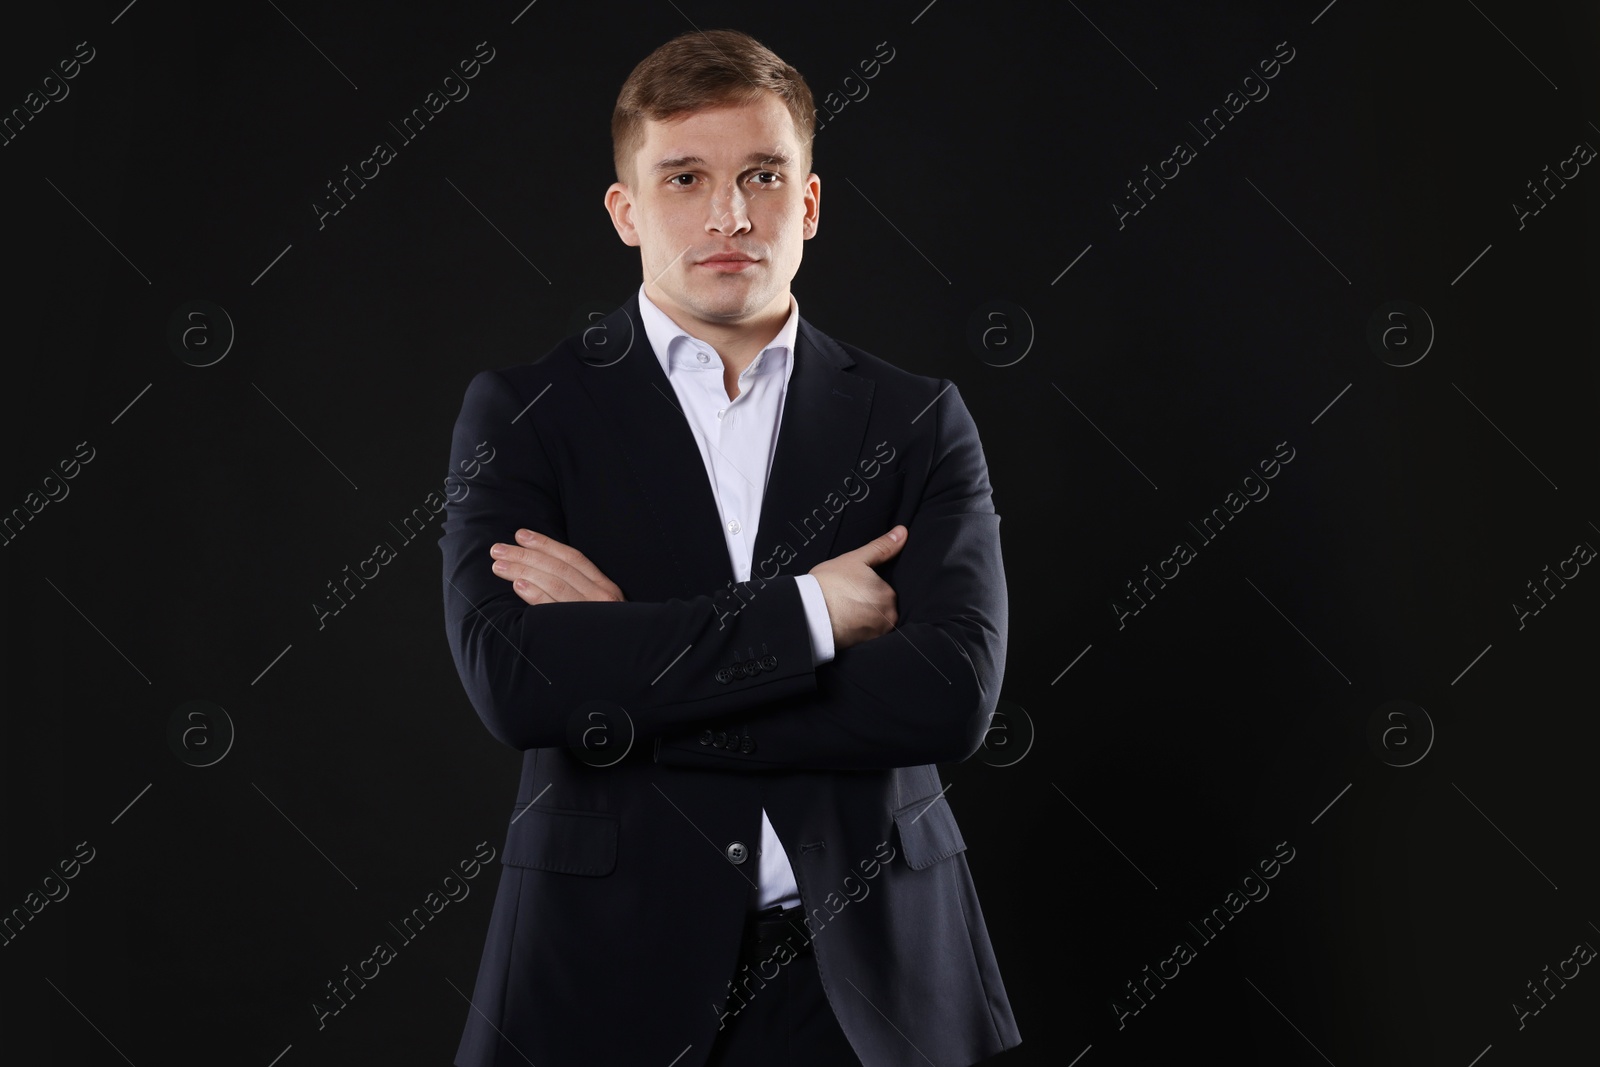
[750, 171, 781, 185]
[667, 174, 696, 187]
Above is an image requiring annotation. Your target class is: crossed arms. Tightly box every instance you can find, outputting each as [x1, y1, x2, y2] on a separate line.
[438, 367, 1007, 770]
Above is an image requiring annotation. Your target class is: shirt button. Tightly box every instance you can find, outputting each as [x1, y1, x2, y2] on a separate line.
[725, 841, 749, 865]
[716, 409, 725, 419]
[697, 351, 710, 364]
[727, 519, 741, 534]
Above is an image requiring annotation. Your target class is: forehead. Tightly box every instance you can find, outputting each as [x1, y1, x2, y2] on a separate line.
[638, 95, 800, 170]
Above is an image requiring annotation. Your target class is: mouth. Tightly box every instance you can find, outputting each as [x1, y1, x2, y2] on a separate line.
[697, 255, 759, 273]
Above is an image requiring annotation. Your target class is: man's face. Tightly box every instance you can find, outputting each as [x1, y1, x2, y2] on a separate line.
[605, 92, 820, 328]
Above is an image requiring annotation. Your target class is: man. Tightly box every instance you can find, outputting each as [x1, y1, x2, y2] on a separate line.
[441, 28, 1019, 1067]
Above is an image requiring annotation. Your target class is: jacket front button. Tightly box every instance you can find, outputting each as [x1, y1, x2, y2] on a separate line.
[725, 840, 749, 865]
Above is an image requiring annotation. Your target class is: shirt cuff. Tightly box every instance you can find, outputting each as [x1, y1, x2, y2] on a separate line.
[793, 574, 836, 666]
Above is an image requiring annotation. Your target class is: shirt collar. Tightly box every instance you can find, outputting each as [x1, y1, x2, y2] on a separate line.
[637, 282, 800, 386]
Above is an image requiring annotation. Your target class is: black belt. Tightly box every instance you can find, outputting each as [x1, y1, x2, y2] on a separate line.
[742, 904, 811, 962]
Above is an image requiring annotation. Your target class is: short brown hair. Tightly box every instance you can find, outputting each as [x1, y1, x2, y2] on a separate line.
[611, 29, 816, 187]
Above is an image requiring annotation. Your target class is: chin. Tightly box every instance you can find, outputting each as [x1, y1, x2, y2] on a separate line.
[694, 284, 765, 314]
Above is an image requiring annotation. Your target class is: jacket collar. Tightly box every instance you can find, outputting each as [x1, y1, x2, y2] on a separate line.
[636, 282, 801, 389]
[571, 288, 877, 589]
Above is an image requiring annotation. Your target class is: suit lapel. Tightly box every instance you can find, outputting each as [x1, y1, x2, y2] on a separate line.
[757, 316, 876, 574]
[573, 291, 876, 592]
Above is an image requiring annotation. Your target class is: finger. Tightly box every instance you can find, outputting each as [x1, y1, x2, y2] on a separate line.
[509, 575, 555, 606]
[515, 529, 624, 594]
[491, 542, 621, 602]
[493, 554, 593, 602]
[856, 525, 907, 566]
[834, 567, 898, 626]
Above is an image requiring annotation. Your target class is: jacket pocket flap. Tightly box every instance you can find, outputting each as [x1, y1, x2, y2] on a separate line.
[891, 793, 967, 870]
[503, 805, 619, 876]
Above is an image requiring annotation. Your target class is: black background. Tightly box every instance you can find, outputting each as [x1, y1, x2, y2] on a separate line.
[2, 1, 1596, 1064]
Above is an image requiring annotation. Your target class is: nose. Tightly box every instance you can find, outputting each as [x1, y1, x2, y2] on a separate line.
[707, 178, 750, 236]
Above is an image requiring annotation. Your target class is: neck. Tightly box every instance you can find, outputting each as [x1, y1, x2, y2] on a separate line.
[645, 285, 791, 373]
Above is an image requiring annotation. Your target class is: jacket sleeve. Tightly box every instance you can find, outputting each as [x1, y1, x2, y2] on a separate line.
[439, 367, 822, 752]
[652, 380, 1008, 770]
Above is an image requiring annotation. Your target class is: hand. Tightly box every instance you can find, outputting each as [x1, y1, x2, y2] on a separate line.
[807, 525, 908, 651]
[489, 529, 626, 605]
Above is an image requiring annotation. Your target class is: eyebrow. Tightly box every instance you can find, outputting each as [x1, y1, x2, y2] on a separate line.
[651, 150, 793, 174]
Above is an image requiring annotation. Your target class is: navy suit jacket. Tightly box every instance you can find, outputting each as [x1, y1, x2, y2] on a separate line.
[441, 289, 1020, 1066]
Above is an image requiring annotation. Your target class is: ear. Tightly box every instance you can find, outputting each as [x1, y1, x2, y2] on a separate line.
[605, 182, 641, 247]
[801, 172, 821, 240]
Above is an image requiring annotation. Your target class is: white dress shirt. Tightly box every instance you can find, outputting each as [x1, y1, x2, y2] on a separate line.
[636, 282, 834, 911]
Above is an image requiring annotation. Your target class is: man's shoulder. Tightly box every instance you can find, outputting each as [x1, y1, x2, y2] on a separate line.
[465, 328, 589, 397]
[800, 319, 948, 397]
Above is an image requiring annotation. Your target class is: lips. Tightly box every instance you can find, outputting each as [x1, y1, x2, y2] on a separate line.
[698, 256, 758, 272]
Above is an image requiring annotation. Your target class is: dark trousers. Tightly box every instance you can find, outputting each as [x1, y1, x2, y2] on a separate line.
[704, 905, 863, 1066]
